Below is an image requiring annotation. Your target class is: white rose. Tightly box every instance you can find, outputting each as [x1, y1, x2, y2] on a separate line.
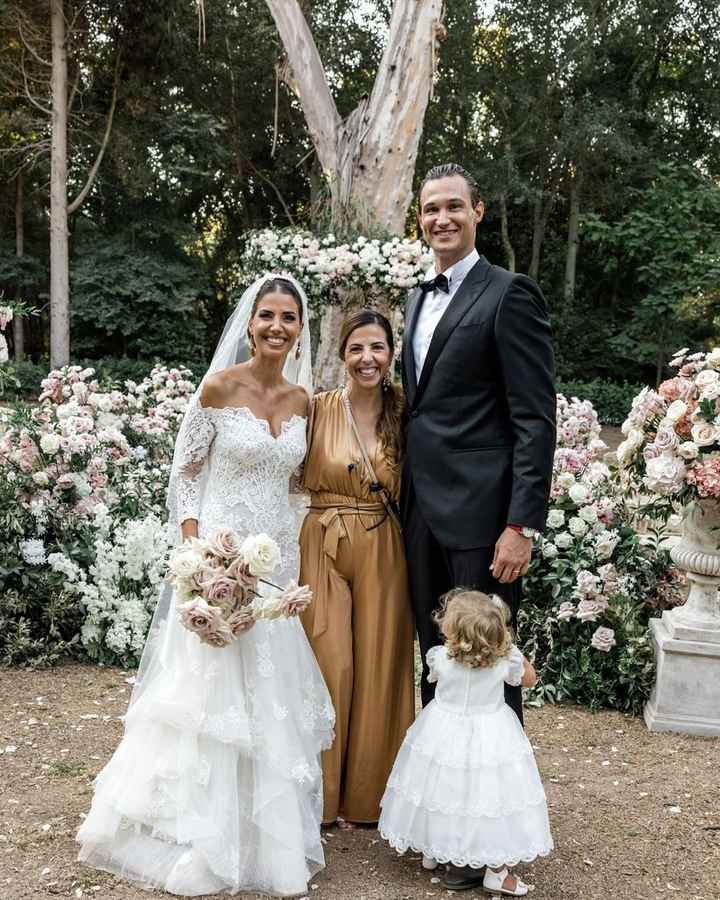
[579, 504, 598, 524]
[665, 400, 688, 423]
[691, 421, 718, 447]
[706, 348, 720, 370]
[546, 509, 565, 529]
[700, 383, 720, 401]
[677, 441, 699, 460]
[615, 439, 636, 467]
[557, 473, 575, 490]
[168, 546, 204, 581]
[555, 531, 573, 550]
[542, 541, 559, 559]
[569, 483, 589, 504]
[39, 433, 61, 455]
[626, 427, 645, 449]
[695, 369, 719, 390]
[568, 517, 589, 537]
[32, 472, 49, 487]
[240, 533, 282, 577]
[644, 453, 687, 496]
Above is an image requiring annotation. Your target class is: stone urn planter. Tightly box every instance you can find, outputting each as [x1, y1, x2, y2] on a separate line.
[645, 499, 720, 735]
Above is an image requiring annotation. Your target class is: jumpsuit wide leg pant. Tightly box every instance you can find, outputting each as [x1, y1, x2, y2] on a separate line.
[300, 493, 415, 824]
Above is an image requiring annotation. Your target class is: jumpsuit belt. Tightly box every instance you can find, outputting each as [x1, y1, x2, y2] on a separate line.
[306, 492, 386, 638]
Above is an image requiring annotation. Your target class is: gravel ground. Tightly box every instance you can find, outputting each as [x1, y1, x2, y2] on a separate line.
[1, 664, 718, 900]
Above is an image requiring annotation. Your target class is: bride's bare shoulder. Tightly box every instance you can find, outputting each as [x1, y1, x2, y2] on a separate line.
[284, 383, 310, 418]
[200, 366, 248, 409]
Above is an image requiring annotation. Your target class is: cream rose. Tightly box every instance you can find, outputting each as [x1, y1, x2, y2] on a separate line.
[568, 516, 589, 537]
[696, 369, 720, 391]
[240, 533, 281, 577]
[569, 483, 589, 504]
[555, 531, 573, 550]
[168, 546, 205, 581]
[691, 421, 718, 447]
[677, 441, 699, 460]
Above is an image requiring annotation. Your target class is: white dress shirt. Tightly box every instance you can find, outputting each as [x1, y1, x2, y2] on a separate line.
[412, 248, 480, 381]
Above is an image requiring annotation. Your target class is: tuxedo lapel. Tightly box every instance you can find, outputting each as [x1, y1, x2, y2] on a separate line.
[402, 287, 423, 408]
[413, 257, 492, 407]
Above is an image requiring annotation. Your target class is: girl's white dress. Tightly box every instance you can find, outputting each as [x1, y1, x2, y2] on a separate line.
[379, 644, 553, 869]
[76, 405, 335, 897]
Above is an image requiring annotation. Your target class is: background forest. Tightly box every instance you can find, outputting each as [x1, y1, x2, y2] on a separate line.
[2, 0, 720, 411]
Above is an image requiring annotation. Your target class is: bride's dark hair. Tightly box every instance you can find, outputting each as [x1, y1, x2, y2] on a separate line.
[338, 309, 404, 470]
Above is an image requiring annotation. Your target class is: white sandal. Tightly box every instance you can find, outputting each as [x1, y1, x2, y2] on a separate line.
[482, 867, 529, 896]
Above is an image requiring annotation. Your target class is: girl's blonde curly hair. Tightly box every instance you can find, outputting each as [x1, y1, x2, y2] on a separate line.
[433, 588, 513, 669]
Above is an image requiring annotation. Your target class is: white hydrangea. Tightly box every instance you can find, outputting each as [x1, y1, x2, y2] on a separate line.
[20, 539, 47, 566]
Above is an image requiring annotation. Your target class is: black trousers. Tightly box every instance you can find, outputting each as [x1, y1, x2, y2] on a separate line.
[403, 476, 523, 722]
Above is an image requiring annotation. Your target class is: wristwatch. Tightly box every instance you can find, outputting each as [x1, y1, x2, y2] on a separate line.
[508, 524, 538, 540]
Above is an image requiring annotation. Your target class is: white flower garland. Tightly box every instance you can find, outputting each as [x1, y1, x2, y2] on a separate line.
[240, 227, 433, 308]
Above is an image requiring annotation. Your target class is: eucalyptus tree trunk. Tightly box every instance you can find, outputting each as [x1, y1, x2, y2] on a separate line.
[14, 173, 25, 360]
[563, 170, 583, 306]
[50, 0, 69, 368]
[265, 0, 444, 389]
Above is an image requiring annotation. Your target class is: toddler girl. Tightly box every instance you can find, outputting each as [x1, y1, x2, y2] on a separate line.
[379, 589, 553, 896]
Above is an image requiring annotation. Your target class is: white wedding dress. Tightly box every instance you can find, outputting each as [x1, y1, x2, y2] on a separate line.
[77, 403, 335, 897]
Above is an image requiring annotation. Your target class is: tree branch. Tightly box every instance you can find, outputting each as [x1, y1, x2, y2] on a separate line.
[21, 51, 51, 116]
[17, 16, 51, 67]
[264, 0, 340, 173]
[68, 53, 120, 215]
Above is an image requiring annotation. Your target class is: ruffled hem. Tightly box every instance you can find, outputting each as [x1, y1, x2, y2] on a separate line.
[379, 825, 553, 870]
[383, 780, 549, 820]
[378, 784, 553, 870]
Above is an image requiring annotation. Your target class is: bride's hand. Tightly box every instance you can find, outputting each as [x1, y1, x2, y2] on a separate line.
[181, 519, 199, 542]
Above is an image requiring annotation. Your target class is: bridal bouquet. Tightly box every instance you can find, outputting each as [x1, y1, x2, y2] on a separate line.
[167, 529, 312, 647]
[616, 347, 720, 500]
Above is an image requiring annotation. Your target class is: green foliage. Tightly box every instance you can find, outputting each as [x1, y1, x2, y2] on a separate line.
[583, 162, 720, 380]
[556, 379, 644, 425]
[70, 233, 210, 360]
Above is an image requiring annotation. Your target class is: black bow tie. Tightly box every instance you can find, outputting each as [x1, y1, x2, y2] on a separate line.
[419, 273, 450, 295]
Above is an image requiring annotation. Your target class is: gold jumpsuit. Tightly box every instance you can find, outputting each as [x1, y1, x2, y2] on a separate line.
[300, 390, 415, 824]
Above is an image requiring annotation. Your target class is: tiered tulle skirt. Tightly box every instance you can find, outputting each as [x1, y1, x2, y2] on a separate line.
[77, 612, 335, 897]
[379, 701, 553, 869]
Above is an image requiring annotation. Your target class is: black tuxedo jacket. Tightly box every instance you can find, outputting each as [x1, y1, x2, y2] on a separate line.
[401, 255, 556, 550]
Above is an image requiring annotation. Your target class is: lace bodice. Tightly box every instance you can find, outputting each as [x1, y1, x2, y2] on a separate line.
[175, 403, 307, 580]
[427, 644, 525, 714]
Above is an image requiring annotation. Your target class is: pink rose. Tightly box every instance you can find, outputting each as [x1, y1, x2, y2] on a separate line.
[279, 580, 313, 617]
[56, 473, 75, 491]
[576, 597, 609, 622]
[591, 626, 616, 652]
[200, 573, 236, 607]
[226, 608, 256, 636]
[204, 528, 243, 561]
[658, 378, 680, 403]
[178, 598, 215, 634]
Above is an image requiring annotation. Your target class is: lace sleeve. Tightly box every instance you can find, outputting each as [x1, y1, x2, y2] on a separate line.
[504, 644, 525, 687]
[175, 404, 216, 524]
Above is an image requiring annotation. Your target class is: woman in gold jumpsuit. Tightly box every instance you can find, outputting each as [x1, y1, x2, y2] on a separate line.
[300, 310, 415, 826]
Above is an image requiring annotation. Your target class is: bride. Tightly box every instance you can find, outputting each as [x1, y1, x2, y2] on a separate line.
[76, 274, 335, 897]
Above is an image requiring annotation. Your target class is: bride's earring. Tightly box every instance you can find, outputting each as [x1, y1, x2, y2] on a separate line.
[382, 371, 391, 391]
[295, 341, 301, 361]
[248, 330, 256, 357]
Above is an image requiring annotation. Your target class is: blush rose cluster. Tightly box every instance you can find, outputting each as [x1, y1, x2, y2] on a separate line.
[617, 347, 720, 500]
[168, 529, 312, 648]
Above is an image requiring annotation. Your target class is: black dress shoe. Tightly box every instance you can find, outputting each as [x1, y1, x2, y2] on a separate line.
[442, 863, 486, 891]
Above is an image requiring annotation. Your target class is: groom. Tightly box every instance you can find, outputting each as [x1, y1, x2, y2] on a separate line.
[402, 163, 556, 716]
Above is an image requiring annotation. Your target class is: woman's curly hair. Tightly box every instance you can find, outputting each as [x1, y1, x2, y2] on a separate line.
[433, 588, 513, 669]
